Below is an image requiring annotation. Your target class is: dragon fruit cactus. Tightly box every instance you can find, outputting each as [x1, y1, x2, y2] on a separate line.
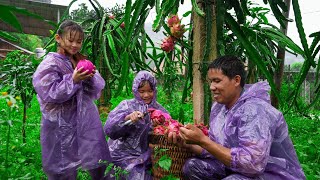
[160, 36, 175, 53]
[167, 14, 180, 27]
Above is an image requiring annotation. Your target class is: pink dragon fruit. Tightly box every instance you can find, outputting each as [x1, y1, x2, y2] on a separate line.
[170, 23, 185, 39]
[120, 22, 125, 29]
[195, 123, 209, 136]
[76, 59, 94, 74]
[109, 15, 115, 19]
[149, 108, 209, 137]
[167, 14, 180, 27]
[153, 125, 166, 135]
[160, 36, 175, 53]
[167, 119, 183, 134]
[149, 108, 172, 124]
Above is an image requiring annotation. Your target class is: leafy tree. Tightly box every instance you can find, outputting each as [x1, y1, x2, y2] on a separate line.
[105, 3, 125, 18]
[69, 3, 96, 28]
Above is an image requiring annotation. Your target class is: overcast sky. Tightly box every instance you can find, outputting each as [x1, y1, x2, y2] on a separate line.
[51, 0, 320, 48]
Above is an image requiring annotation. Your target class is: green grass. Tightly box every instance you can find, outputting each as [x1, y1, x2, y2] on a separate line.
[0, 91, 319, 179]
[285, 111, 320, 179]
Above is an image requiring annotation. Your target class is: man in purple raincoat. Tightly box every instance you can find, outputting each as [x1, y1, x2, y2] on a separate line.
[104, 71, 169, 180]
[171, 56, 305, 179]
[33, 52, 111, 179]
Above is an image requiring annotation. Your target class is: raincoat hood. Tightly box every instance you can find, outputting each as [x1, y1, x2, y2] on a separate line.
[132, 70, 157, 105]
[238, 81, 271, 104]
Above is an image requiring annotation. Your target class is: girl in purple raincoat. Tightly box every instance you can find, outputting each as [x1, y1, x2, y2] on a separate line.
[104, 71, 168, 180]
[33, 20, 110, 179]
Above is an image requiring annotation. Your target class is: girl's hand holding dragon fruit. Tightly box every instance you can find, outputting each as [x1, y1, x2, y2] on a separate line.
[148, 108, 171, 126]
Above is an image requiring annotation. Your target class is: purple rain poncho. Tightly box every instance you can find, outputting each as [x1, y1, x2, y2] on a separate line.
[33, 52, 110, 175]
[104, 71, 168, 180]
[183, 81, 305, 180]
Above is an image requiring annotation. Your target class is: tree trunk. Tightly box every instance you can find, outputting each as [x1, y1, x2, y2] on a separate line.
[271, 0, 291, 108]
[192, 0, 217, 124]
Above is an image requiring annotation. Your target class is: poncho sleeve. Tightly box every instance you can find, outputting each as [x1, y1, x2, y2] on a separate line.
[230, 103, 274, 177]
[82, 71, 105, 99]
[104, 100, 135, 139]
[33, 63, 81, 103]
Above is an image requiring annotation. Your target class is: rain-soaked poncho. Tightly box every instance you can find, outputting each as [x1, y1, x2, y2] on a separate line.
[104, 71, 168, 180]
[33, 52, 110, 175]
[183, 81, 305, 180]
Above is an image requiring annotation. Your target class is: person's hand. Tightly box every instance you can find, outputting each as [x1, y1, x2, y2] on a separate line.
[92, 66, 97, 74]
[167, 130, 188, 147]
[125, 111, 144, 123]
[72, 67, 94, 83]
[151, 117, 162, 126]
[179, 124, 207, 145]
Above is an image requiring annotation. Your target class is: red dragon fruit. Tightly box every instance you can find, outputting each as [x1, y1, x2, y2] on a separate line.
[153, 125, 166, 135]
[160, 36, 175, 53]
[195, 123, 209, 136]
[120, 22, 125, 29]
[76, 59, 95, 74]
[167, 119, 184, 134]
[170, 23, 185, 39]
[149, 108, 209, 137]
[149, 108, 172, 124]
[167, 14, 180, 27]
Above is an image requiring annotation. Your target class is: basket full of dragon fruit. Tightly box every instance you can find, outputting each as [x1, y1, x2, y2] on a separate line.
[148, 108, 208, 180]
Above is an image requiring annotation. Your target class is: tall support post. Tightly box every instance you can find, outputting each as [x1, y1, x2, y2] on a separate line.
[192, 1, 217, 123]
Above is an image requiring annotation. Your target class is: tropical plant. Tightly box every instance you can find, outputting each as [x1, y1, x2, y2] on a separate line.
[44, 0, 159, 108]
[0, 51, 40, 143]
[6, 32, 46, 51]
[151, 0, 320, 114]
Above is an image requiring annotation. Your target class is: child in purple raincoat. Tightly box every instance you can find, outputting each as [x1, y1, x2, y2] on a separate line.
[169, 56, 305, 179]
[104, 71, 169, 180]
[33, 20, 111, 180]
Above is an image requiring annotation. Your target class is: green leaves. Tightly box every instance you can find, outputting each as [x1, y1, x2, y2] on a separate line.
[115, 51, 129, 97]
[0, 4, 48, 41]
[0, 31, 17, 42]
[0, 5, 21, 32]
[265, 0, 289, 28]
[153, 147, 172, 171]
[191, 0, 205, 17]
[0, 51, 38, 104]
[157, 154, 172, 171]
[225, 13, 282, 104]
[161, 174, 180, 180]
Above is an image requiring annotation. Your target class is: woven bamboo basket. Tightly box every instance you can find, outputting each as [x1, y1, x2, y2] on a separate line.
[149, 134, 193, 180]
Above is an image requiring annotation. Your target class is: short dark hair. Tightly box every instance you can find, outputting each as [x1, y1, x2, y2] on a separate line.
[138, 80, 154, 90]
[208, 55, 246, 87]
[57, 20, 84, 40]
